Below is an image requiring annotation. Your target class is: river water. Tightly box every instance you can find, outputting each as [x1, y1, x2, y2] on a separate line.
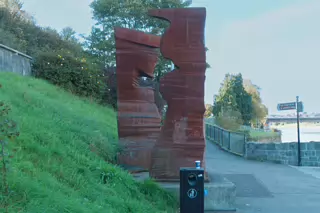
[276, 127, 320, 142]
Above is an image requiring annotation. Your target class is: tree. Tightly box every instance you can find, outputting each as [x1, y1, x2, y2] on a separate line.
[0, 0, 34, 22]
[213, 73, 253, 126]
[0, 5, 112, 105]
[86, 0, 192, 80]
[243, 79, 268, 127]
[231, 73, 253, 125]
[86, 0, 211, 112]
[204, 104, 213, 118]
[1, 0, 23, 12]
[212, 74, 238, 117]
[0, 6, 83, 57]
[60, 27, 78, 43]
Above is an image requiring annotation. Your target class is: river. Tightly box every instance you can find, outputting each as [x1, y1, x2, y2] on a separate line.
[276, 126, 320, 142]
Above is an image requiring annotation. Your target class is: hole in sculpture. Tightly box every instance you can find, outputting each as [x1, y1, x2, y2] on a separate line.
[138, 70, 153, 87]
[169, 61, 179, 72]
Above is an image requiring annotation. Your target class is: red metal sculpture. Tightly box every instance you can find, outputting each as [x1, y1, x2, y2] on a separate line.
[148, 8, 207, 180]
[115, 27, 162, 170]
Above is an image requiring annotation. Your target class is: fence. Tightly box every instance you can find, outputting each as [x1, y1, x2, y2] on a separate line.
[205, 122, 320, 167]
[0, 44, 32, 76]
[205, 123, 246, 156]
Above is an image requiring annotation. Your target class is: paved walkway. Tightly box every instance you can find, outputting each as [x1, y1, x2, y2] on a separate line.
[206, 141, 320, 213]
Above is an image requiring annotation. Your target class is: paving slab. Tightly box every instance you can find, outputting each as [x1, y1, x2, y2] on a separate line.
[133, 171, 236, 211]
[290, 166, 320, 179]
[160, 173, 236, 211]
[206, 141, 320, 213]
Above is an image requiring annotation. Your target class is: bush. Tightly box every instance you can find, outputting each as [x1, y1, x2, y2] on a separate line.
[0, 28, 26, 51]
[216, 107, 243, 131]
[32, 52, 107, 101]
[0, 6, 116, 107]
[0, 7, 82, 57]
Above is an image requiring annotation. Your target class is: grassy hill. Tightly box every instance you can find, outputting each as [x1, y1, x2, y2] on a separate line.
[0, 72, 177, 213]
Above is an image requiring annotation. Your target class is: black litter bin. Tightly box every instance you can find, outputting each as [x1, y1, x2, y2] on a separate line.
[180, 161, 204, 213]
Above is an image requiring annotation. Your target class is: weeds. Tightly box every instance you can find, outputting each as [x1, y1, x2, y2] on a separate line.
[0, 84, 20, 212]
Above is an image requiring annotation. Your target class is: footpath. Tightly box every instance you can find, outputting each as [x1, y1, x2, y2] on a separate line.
[206, 141, 320, 213]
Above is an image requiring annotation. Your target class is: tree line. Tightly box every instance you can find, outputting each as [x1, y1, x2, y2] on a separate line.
[0, 0, 192, 109]
[206, 73, 268, 131]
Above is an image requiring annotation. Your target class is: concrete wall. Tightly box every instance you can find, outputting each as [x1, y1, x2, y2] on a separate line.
[0, 44, 32, 76]
[245, 142, 320, 167]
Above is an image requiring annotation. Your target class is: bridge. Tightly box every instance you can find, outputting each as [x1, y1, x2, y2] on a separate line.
[266, 116, 320, 123]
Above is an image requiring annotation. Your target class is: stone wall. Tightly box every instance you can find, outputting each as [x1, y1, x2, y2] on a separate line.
[245, 142, 320, 167]
[0, 44, 32, 76]
[205, 123, 320, 167]
[248, 135, 282, 143]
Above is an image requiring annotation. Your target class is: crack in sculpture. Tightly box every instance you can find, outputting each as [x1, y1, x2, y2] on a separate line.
[115, 27, 162, 170]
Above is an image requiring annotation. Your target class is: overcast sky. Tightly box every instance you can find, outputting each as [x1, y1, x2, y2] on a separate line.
[22, 0, 320, 114]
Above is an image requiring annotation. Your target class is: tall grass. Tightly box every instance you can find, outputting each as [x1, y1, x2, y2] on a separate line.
[0, 72, 177, 213]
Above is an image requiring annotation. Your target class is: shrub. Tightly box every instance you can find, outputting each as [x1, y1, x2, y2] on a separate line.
[1, 6, 116, 107]
[216, 107, 243, 131]
[103, 66, 117, 109]
[32, 51, 107, 101]
[0, 28, 26, 51]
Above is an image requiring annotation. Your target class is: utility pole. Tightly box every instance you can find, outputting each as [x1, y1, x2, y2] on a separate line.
[296, 96, 301, 166]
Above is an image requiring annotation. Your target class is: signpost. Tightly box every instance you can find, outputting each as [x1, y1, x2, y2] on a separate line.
[277, 96, 304, 166]
[277, 101, 303, 112]
[296, 96, 301, 167]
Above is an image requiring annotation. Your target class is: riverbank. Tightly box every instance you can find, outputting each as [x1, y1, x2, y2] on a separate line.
[270, 123, 320, 129]
[248, 130, 281, 142]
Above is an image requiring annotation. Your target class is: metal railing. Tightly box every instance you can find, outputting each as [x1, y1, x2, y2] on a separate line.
[205, 123, 246, 156]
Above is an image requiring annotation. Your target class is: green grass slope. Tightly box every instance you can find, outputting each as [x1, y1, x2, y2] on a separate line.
[0, 72, 177, 213]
